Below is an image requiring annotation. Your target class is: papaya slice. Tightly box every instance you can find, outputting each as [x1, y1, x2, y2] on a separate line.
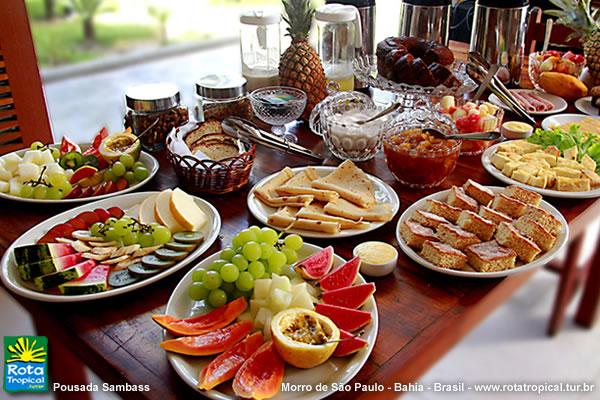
[160, 320, 253, 356]
[198, 331, 264, 390]
[232, 341, 284, 400]
[333, 329, 368, 357]
[152, 297, 247, 336]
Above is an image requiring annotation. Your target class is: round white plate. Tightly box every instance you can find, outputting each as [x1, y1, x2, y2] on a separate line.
[481, 142, 600, 198]
[541, 113, 600, 131]
[489, 90, 567, 116]
[0, 191, 221, 302]
[574, 96, 599, 116]
[247, 166, 400, 238]
[395, 187, 568, 278]
[164, 243, 378, 400]
[0, 144, 159, 204]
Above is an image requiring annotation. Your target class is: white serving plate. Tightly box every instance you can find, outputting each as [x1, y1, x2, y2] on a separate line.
[481, 142, 600, 199]
[541, 113, 600, 131]
[0, 144, 159, 204]
[489, 89, 567, 116]
[395, 187, 568, 278]
[574, 96, 599, 116]
[247, 166, 400, 238]
[0, 191, 221, 302]
[164, 243, 378, 400]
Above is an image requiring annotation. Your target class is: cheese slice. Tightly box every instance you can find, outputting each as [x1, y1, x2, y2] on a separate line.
[311, 160, 376, 208]
[154, 189, 185, 233]
[296, 203, 370, 230]
[139, 193, 158, 225]
[169, 187, 207, 231]
[254, 167, 314, 207]
[267, 206, 341, 234]
[324, 198, 393, 222]
[275, 167, 339, 202]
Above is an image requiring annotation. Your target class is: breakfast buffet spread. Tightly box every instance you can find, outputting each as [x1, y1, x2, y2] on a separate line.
[4, 0, 600, 397]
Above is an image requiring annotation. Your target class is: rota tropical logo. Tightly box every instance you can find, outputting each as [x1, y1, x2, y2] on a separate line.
[3, 336, 48, 392]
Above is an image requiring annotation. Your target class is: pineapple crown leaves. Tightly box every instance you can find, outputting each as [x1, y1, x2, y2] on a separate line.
[546, 0, 600, 40]
[282, 0, 315, 41]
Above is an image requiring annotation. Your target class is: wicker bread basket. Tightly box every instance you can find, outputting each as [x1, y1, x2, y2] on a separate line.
[166, 122, 255, 194]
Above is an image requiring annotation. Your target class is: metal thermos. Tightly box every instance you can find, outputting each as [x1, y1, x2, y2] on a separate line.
[470, 0, 530, 86]
[399, 0, 451, 46]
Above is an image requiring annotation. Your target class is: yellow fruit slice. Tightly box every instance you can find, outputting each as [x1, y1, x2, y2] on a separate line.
[169, 187, 207, 232]
[154, 189, 184, 233]
[139, 193, 158, 225]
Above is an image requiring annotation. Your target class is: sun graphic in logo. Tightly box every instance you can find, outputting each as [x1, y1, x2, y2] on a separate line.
[6, 337, 46, 363]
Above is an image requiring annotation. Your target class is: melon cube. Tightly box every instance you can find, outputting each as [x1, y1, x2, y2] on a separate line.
[270, 274, 291, 294]
[9, 178, 22, 196]
[254, 307, 272, 329]
[440, 95, 455, 110]
[269, 288, 292, 313]
[237, 311, 252, 322]
[39, 149, 55, 165]
[0, 181, 8, 193]
[0, 167, 12, 181]
[290, 290, 315, 310]
[290, 277, 305, 286]
[253, 279, 272, 300]
[23, 150, 42, 165]
[18, 163, 40, 181]
[291, 282, 309, 297]
[3, 153, 22, 174]
[43, 162, 65, 177]
[250, 299, 268, 317]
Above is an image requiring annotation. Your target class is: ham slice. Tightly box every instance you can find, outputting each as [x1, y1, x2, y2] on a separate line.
[513, 90, 554, 112]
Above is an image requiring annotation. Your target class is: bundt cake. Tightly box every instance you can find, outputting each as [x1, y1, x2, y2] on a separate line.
[376, 36, 459, 88]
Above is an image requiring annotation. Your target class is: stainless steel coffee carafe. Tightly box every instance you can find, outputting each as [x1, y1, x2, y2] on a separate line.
[399, 0, 451, 46]
[470, 0, 530, 86]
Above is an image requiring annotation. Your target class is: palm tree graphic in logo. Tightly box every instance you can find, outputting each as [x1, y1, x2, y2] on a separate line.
[6, 337, 46, 363]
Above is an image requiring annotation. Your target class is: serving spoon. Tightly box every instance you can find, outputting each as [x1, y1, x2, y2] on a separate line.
[423, 128, 501, 141]
[354, 102, 403, 125]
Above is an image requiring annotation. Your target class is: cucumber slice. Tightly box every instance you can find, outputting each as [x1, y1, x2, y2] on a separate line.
[165, 241, 197, 252]
[108, 270, 141, 288]
[142, 255, 175, 269]
[128, 262, 161, 278]
[155, 248, 188, 261]
[173, 231, 204, 244]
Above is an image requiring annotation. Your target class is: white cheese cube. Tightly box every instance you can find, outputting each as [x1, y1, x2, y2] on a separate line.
[0, 181, 8, 193]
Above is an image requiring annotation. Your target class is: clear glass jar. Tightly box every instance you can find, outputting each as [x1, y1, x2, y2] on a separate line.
[194, 74, 253, 122]
[240, 11, 281, 92]
[124, 83, 189, 152]
[316, 4, 362, 92]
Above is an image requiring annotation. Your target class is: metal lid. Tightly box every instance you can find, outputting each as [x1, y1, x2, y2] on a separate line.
[402, 0, 451, 5]
[326, 0, 376, 8]
[240, 10, 281, 25]
[476, 0, 529, 7]
[195, 74, 247, 99]
[125, 83, 181, 112]
[316, 4, 358, 23]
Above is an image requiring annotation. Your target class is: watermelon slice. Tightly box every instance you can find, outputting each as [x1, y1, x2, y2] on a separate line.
[333, 329, 368, 357]
[321, 283, 375, 309]
[315, 303, 372, 332]
[14, 243, 75, 266]
[59, 264, 110, 295]
[17, 253, 84, 281]
[319, 256, 361, 291]
[294, 246, 334, 279]
[34, 260, 96, 290]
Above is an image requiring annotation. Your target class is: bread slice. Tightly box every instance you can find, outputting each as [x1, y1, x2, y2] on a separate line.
[457, 210, 495, 241]
[463, 179, 494, 206]
[465, 240, 517, 272]
[412, 209, 450, 229]
[423, 199, 461, 224]
[311, 160, 376, 207]
[267, 206, 341, 234]
[503, 185, 542, 206]
[523, 205, 562, 236]
[491, 194, 526, 218]
[400, 220, 438, 250]
[436, 223, 481, 250]
[275, 167, 340, 202]
[169, 188, 207, 231]
[479, 205, 513, 226]
[254, 167, 314, 207]
[495, 222, 541, 263]
[296, 203, 370, 230]
[184, 120, 222, 148]
[447, 186, 478, 212]
[513, 216, 556, 252]
[154, 189, 185, 233]
[420, 240, 467, 270]
[323, 198, 392, 222]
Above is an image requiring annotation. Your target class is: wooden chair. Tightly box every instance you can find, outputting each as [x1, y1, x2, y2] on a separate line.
[0, 0, 53, 155]
[525, 7, 581, 54]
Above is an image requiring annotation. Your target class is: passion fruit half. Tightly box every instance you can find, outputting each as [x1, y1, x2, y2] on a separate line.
[99, 131, 141, 162]
[271, 308, 339, 369]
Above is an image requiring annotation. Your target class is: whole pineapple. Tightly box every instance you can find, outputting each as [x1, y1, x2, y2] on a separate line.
[279, 0, 327, 120]
[547, 0, 600, 82]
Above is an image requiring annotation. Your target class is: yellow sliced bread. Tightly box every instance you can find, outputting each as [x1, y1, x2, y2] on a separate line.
[154, 189, 185, 233]
[311, 160, 376, 207]
[324, 198, 393, 222]
[296, 203, 370, 230]
[139, 193, 158, 225]
[169, 188, 207, 231]
[267, 206, 341, 234]
[254, 167, 314, 207]
[275, 167, 339, 202]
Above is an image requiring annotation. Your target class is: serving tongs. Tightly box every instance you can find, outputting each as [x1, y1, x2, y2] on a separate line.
[466, 52, 536, 125]
[222, 117, 324, 161]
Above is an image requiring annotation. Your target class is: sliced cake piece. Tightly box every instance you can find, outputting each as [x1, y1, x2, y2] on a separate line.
[465, 240, 517, 272]
[463, 179, 495, 206]
[503, 185, 542, 206]
[522, 205, 562, 236]
[412, 209, 450, 229]
[456, 210, 495, 241]
[400, 220, 438, 250]
[514, 216, 557, 251]
[447, 186, 478, 212]
[420, 240, 467, 270]
[491, 194, 526, 218]
[423, 199, 461, 224]
[479, 205, 513, 227]
[495, 222, 541, 263]
[436, 223, 481, 250]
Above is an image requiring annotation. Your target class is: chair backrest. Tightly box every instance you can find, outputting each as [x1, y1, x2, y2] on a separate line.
[525, 7, 582, 55]
[0, 0, 53, 155]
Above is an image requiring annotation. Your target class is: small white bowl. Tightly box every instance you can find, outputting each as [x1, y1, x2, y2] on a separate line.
[501, 121, 534, 140]
[353, 241, 398, 277]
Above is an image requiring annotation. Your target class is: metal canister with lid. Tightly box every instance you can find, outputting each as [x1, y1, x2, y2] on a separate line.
[399, 0, 452, 46]
[124, 83, 189, 152]
[194, 74, 253, 122]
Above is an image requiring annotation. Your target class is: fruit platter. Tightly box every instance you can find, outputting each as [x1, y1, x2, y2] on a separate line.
[0, 128, 158, 203]
[0, 189, 220, 302]
[155, 225, 377, 399]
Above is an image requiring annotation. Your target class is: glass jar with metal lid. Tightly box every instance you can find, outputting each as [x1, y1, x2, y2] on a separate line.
[124, 83, 189, 152]
[194, 74, 253, 122]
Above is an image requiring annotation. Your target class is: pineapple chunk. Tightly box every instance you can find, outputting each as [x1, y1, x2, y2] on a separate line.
[39, 149, 55, 165]
[255, 307, 272, 329]
[290, 290, 315, 310]
[0, 181, 8, 193]
[18, 163, 40, 181]
[23, 150, 42, 165]
[250, 299, 268, 317]
[269, 288, 292, 313]
[3, 153, 22, 174]
[253, 279, 272, 300]
[270, 274, 291, 294]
